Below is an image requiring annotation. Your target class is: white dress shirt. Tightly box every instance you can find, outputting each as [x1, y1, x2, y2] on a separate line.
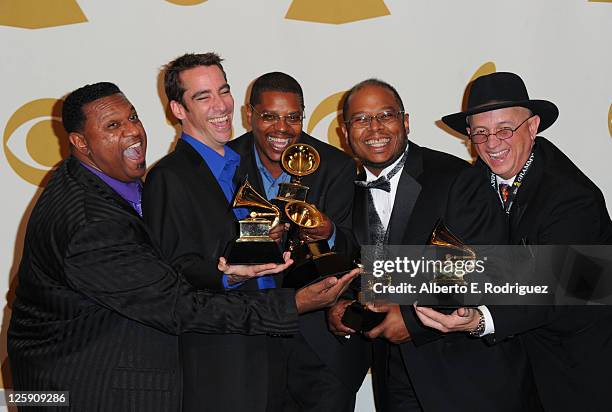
[363, 147, 407, 232]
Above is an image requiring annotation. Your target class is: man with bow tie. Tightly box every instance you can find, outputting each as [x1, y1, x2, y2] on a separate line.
[416, 71, 612, 411]
[327, 78, 539, 411]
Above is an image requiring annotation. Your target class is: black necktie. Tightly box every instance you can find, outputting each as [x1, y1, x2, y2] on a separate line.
[355, 150, 408, 192]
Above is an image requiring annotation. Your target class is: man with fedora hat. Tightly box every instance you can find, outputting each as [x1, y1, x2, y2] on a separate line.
[416, 71, 612, 411]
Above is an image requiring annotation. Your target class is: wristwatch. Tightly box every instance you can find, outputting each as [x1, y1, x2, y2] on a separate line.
[469, 308, 485, 337]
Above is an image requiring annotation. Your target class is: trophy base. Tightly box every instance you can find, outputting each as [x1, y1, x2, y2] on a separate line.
[282, 252, 355, 289]
[341, 302, 386, 332]
[224, 240, 284, 265]
[420, 292, 471, 310]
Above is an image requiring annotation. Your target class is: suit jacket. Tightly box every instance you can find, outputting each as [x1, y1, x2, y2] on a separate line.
[143, 139, 290, 411]
[352, 143, 538, 411]
[8, 156, 299, 412]
[483, 137, 612, 412]
[228, 131, 370, 392]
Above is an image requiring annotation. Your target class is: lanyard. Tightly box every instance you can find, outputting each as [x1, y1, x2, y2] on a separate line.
[490, 151, 535, 215]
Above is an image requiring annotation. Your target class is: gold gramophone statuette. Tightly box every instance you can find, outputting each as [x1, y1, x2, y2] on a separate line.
[275, 143, 357, 288]
[428, 220, 476, 286]
[275, 143, 324, 246]
[277, 143, 320, 202]
[224, 179, 284, 264]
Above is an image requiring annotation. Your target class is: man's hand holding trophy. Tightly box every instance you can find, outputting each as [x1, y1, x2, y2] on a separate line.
[222, 146, 360, 312]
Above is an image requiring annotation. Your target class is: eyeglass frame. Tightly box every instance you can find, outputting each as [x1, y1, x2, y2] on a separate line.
[468, 115, 535, 144]
[249, 104, 305, 125]
[343, 110, 406, 129]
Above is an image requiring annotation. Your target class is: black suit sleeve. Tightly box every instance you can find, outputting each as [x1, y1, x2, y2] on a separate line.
[324, 157, 356, 227]
[405, 167, 509, 346]
[488, 184, 608, 341]
[64, 218, 299, 335]
[445, 167, 508, 246]
[321, 157, 357, 255]
[142, 166, 224, 289]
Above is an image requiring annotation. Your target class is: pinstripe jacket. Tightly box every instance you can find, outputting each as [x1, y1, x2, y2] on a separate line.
[7, 156, 298, 411]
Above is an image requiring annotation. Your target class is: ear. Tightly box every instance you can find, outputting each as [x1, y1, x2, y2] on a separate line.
[246, 104, 253, 125]
[340, 121, 349, 147]
[68, 132, 89, 155]
[403, 112, 410, 134]
[169, 100, 186, 121]
[528, 115, 541, 141]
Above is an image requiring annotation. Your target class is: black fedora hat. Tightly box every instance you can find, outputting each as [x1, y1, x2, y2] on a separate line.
[441, 72, 559, 136]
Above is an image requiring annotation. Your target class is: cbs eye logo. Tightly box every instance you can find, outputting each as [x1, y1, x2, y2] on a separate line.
[3, 99, 69, 186]
[308, 92, 347, 152]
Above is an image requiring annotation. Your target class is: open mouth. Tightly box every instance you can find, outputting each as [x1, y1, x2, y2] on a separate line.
[208, 114, 231, 130]
[487, 148, 509, 163]
[267, 135, 292, 151]
[364, 137, 391, 151]
[123, 141, 145, 162]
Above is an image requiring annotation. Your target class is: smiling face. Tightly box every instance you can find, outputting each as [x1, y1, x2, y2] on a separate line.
[170, 65, 234, 154]
[247, 91, 303, 177]
[468, 106, 540, 179]
[69, 93, 147, 182]
[341, 84, 409, 176]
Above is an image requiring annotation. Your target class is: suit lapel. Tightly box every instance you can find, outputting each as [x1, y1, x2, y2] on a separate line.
[68, 156, 141, 218]
[509, 139, 544, 237]
[387, 146, 423, 244]
[176, 139, 234, 215]
[352, 173, 370, 244]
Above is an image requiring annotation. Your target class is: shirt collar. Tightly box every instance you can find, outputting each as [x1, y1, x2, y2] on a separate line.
[495, 174, 517, 186]
[181, 132, 240, 179]
[253, 144, 289, 183]
[80, 162, 142, 203]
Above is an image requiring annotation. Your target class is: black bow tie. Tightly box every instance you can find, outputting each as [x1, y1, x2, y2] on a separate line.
[354, 149, 408, 193]
[355, 176, 392, 192]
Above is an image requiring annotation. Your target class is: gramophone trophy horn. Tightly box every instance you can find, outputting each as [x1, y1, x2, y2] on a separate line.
[276, 143, 320, 202]
[224, 179, 284, 264]
[284, 200, 322, 229]
[426, 219, 477, 307]
[429, 220, 477, 263]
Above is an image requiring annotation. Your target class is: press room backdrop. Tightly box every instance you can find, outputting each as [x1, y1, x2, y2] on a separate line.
[1, 1, 611, 409]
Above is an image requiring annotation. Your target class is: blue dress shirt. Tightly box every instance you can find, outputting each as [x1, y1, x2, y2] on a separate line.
[182, 134, 276, 289]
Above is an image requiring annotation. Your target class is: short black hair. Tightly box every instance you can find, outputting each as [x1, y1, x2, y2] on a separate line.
[249, 72, 304, 108]
[62, 82, 122, 134]
[342, 78, 404, 121]
[163, 52, 227, 105]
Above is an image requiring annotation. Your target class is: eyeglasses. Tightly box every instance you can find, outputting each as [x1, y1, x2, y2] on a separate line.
[250, 105, 304, 125]
[469, 116, 534, 144]
[344, 110, 405, 129]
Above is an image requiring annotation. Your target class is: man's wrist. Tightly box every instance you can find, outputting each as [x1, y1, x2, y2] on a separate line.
[469, 308, 486, 337]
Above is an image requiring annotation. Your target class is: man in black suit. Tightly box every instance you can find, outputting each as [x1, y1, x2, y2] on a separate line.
[143, 54, 296, 412]
[328, 78, 539, 411]
[227, 72, 367, 411]
[7, 82, 355, 411]
[417, 71, 612, 411]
